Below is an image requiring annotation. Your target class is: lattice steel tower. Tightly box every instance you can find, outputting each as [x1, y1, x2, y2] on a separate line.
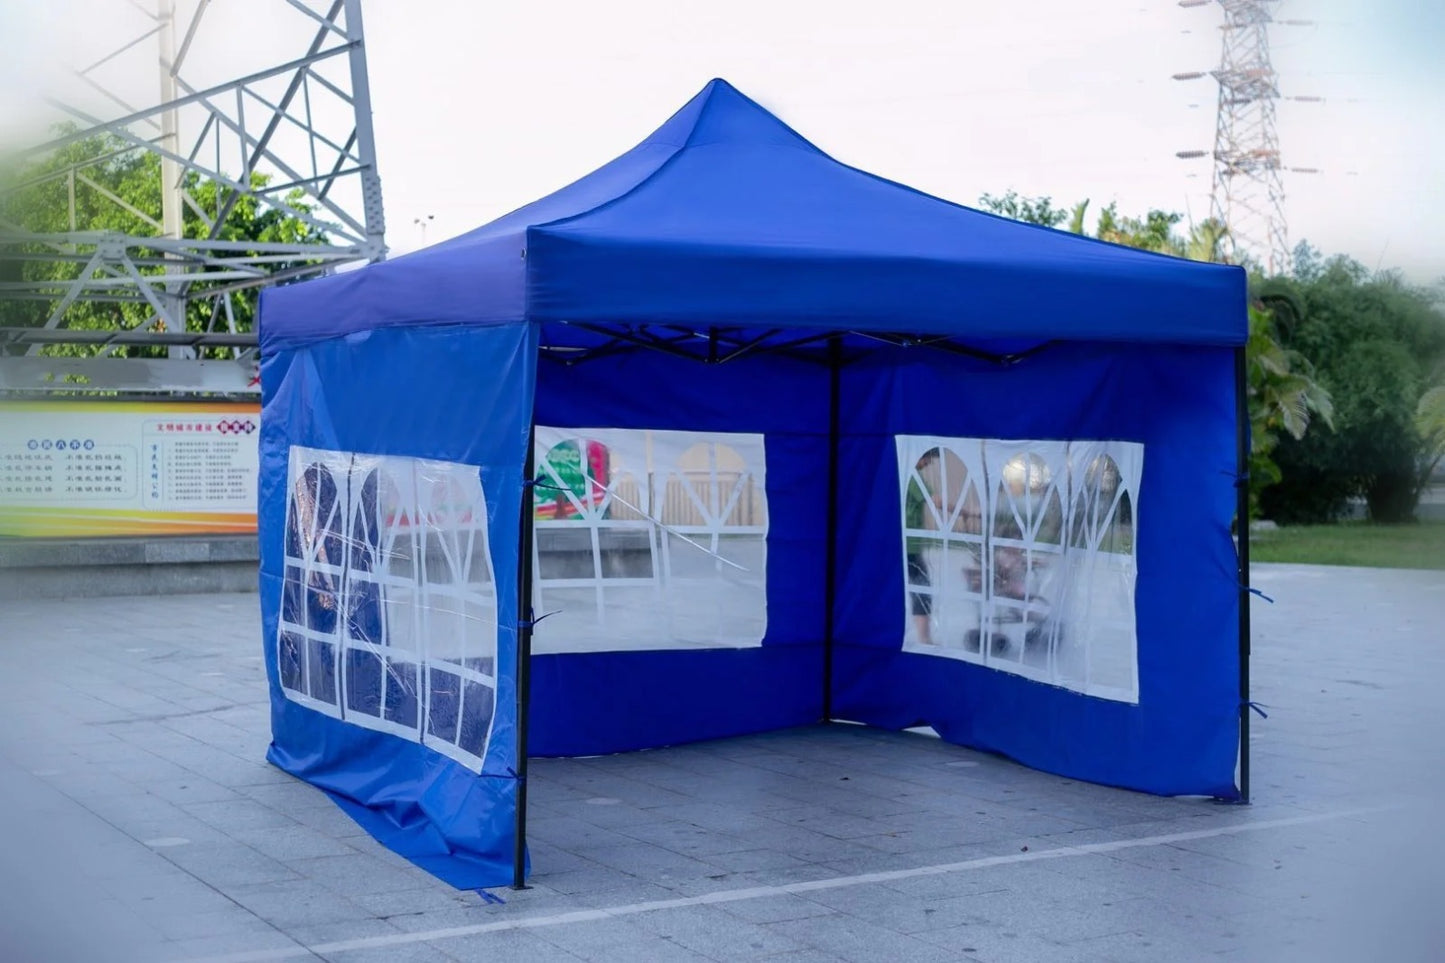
[0, 0, 385, 395]
[1183, 0, 1290, 274]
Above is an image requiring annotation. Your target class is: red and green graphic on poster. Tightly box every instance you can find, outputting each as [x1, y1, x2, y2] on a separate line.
[534, 440, 610, 520]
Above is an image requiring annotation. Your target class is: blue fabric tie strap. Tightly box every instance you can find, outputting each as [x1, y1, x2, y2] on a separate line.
[1245, 586, 1275, 603]
[1219, 468, 1250, 489]
[1244, 701, 1270, 719]
[477, 890, 506, 905]
[519, 610, 560, 630]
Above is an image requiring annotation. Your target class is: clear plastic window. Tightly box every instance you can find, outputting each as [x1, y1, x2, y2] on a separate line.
[899, 436, 1143, 703]
[532, 428, 768, 653]
[277, 446, 498, 771]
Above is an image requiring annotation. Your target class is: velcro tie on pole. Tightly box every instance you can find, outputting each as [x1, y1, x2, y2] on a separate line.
[1219, 468, 1251, 489]
[1244, 701, 1270, 719]
[1245, 586, 1275, 603]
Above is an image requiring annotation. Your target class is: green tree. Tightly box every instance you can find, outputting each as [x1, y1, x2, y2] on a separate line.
[1245, 298, 1335, 517]
[1418, 381, 1445, 485]
[1094, 204, 1184, 255]
[977, 190, 1069, 228]
[1259, 257, 1445, 523]
[978, 190, 1333, 517]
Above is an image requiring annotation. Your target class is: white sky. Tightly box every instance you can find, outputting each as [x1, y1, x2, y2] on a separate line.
[5, 0, 1442, 280]
[358, 0, 1443, 279]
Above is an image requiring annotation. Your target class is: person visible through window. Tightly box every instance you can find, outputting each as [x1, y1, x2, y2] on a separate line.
[905, 448, 945, 645]
[293, 464, 339, 628]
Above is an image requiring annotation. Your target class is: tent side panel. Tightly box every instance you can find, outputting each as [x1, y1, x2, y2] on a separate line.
[830, 342, 1241, 798]
[531, 646, 823, 755]
[528, 344, 829, 756]
[259, 322, 536, 888]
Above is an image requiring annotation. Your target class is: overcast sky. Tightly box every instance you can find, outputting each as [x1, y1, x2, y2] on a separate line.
[351, 0, 1443, 280]
[6, 0, 1442, 280]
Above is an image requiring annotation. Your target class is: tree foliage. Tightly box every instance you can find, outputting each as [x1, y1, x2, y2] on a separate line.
[976, 190, 1070, 229]
[977, 190, 1333, 517]
[1259, 255, 1445, 522]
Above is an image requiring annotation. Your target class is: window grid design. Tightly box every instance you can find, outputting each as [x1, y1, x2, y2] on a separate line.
[900, 436, 1142, 703]
[278, 446, 498, 771]
[532, 428, 768, 654]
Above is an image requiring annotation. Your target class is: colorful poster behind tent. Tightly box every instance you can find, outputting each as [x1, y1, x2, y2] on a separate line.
[534, 439, 610, 520]
[0, 401, 260, 537]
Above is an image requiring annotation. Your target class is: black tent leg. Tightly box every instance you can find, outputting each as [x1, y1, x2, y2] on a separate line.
[1235, 346, 1251, 804]
[822, 336, 842, 723]
[513, 425, 537, 888]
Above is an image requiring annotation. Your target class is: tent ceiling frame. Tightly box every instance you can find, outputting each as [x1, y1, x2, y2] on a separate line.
[540, 321, 1055, 368]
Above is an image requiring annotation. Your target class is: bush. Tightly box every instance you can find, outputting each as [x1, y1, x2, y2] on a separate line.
[1258, 254, 1445, 524]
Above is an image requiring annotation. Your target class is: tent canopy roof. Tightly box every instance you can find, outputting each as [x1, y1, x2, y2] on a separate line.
[261, 79, 1247, 353]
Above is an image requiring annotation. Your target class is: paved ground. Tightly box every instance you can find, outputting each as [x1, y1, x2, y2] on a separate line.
[0, 562, 1441, 962]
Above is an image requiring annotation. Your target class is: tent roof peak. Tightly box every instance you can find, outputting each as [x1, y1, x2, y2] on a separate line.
[640, 78, 823, 153]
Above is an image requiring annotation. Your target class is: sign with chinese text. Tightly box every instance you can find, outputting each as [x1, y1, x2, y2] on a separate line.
[0, 401, 260, 537]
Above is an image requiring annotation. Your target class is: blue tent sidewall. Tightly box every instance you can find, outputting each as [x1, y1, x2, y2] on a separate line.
[259, 322, 536, 888]
[529, 345, 831, 755]
[830, 341, 1241, 798]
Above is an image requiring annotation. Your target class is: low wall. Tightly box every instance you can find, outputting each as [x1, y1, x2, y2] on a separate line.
[0, 530, 655, 600]
[0, 536, 260, 600]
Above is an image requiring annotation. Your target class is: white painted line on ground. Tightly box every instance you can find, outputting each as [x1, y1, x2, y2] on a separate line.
[180, 805, 1392, 963]
[143, 837, 191, 848]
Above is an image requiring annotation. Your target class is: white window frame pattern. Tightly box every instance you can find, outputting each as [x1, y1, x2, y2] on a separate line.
[277, 445, 498, 772]
[531, 427, 769, 653]
[653, 436, 769, 592]
[532, 429, 660, 626]
[898, 435, 1143, 704]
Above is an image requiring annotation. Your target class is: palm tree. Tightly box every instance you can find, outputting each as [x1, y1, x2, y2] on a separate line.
[1184, 218, 1231, 264]
[1417, 380, 1445, 488]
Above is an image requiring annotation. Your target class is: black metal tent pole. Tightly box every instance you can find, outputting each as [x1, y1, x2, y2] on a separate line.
[821, 335, 842, 723]
[513, 422, 537, 889]
[1234, 346, 1252, 804]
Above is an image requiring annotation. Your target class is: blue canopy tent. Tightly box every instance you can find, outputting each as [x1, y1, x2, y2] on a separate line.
[258, 79, 1252, 890]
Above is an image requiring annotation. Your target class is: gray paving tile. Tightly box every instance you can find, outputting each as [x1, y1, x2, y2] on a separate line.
[718, 892, 839, 924]
[321, 943, 457, 963]
[526, 915, 658, 955]
[281, 916, 405, 946]
[344, 885, 473, 919]
[765, 913, 975, 962]
[182, 795, 302, 832]
[3, 565, 1443, 962]
[550, 936, 716, 962]
[232, 822, 361, 860]
[223, 878, 376, 928]
[150, 906, 279, 942]
[381, 905, 499, 933]
[157, 839, 302, 888]
[154, 929, 307, 962]
[630, 903, 808, 957]
[428, 929, 587, 961]
[913, 924, 1081, 962]
[292, 851, 437, 895]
